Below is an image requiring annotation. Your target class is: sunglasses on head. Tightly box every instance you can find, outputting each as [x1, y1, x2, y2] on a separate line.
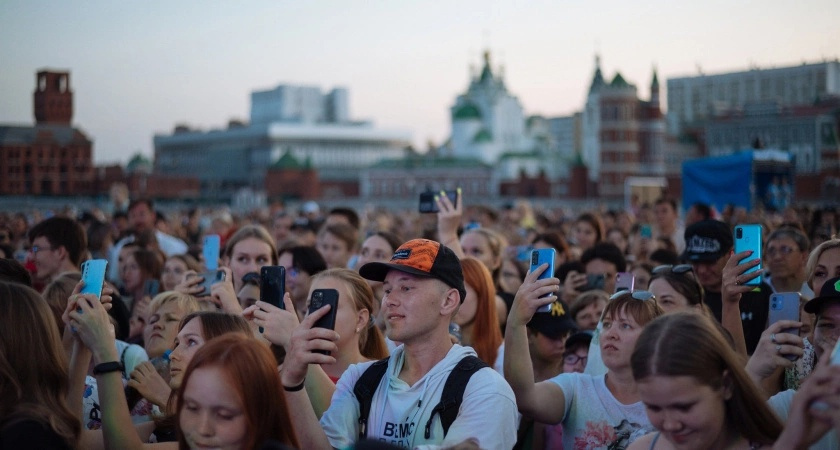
[652, 264, 693, 275]
[609, 290, 655, 302]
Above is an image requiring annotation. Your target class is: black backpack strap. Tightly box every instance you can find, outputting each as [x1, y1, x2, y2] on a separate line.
[353, 357, 390, 439]
[424, 355, 488, 439]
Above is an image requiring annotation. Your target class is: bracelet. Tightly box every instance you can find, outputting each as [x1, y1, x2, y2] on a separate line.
[283, 379, 306, 392]
[93, 361, 124, 375]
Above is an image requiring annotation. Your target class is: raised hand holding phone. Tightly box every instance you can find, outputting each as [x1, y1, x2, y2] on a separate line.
[203, 234, 221, 271]
[308, 288, 339, 355]
[530, 249, 556, 313]
[734, 224, 763, 286]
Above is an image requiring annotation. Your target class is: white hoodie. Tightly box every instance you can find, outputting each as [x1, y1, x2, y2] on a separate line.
[320, 344, 517, 450]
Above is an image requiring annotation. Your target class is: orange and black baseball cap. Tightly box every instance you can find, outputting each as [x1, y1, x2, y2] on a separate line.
[359, 239, 466, 303]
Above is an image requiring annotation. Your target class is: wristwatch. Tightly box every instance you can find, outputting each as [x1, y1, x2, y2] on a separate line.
[93, 361, 124, 375]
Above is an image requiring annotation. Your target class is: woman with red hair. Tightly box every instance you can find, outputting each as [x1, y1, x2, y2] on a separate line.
[453, 257, 503, 366]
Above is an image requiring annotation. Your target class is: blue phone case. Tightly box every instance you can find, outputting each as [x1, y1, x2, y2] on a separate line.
[80, 259, 108, 299]
[530, 248, 556, 313]
[203, 235, 221, 271]
[734, 224, 762, 286]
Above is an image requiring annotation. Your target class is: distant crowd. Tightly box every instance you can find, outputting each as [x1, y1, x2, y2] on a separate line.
[1, 193, 839, 450]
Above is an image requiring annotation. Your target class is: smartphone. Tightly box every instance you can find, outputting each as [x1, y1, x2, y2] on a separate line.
[640, 224, 653, 239]
[515, 245, 535, 262]
[734, 224, 762, 286]
[203, 235, 221, 271]
[769, 292, 801, 336]
[196, 270, 226, 297]
[582, 274, 606, 292]
[143, 279, 160, 298]
[260, 266, 286, 310]
[614, 272, 635, 293]
[308, 288, 339, 355]
[530, 248, 556, 313]
[80, 259, 108, 299]
[418, 189, 458, 213]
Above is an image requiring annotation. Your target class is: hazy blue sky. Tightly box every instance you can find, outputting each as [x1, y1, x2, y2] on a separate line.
[1, 1, 837, 164]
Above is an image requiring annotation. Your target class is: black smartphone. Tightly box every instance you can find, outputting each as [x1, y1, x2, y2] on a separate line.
[260, 266, 286, 310]
[196, 270, 226, 297]
[308, 288, 339, 355]
[582, 274, 606, 292]
[418, 189, 458, 213]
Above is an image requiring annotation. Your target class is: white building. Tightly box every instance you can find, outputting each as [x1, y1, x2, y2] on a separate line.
[251, 85, 350, 124]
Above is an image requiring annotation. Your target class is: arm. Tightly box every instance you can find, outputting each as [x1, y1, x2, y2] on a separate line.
[720, 250, 763, 360]
[503, 264, 567, 424]
[436, 188, 465, 258]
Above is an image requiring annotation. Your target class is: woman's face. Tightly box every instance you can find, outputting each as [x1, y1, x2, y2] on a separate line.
[637, 375, 728, 450]
[357, 235, 394, 270]
[308, 277, 365, 354]
[812, 247, 840, 295]
[499, 259, 524, 294]
[179, 366, 247, 450]
[606, 230, 628, 254]
[317, 232, 351, 269]
[279, 252, 311, 306]
[227, 238, 273, 292]
[162, 258, 189, 292]
[453, 283, 478, 327]
[574, 221, 598, 250]
[460, 232, 499, 271]
[600, 309, 644, 370]
[650, 278, 692, 315]
[143, 301, 190, 359]
[121, 253, 144, 293]
[169, 317, 205, 389]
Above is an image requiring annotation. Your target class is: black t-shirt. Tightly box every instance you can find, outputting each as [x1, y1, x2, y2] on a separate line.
[0, 418, 73, 450]
[703, 282, 771, 355]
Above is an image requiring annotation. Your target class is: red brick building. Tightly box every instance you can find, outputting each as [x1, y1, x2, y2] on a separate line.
[0, 70, 95, 195]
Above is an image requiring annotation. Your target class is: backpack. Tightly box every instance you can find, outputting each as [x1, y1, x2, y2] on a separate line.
[353, 355, 488, 440]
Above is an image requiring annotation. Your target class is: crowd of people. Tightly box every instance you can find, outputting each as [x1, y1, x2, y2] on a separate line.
[1, 192, 840, 449]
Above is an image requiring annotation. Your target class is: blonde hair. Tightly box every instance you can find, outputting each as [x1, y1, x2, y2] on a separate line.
[147, 291, 201, 318]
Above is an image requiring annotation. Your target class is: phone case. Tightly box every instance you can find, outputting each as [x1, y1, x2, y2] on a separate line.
[203, 235, 221, 271]
[418, 190, 458, 213]
[530, 248, 556, 312]
[768, 293, 800, 335]
[80, 259, 108, 298]
[735, 224, 762, 286]
[615, 272, 635, 293]
[260, 266, 286, 310]
[309, 288, 339, 355]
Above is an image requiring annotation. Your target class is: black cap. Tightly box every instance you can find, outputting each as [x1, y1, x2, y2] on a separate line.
[359, 239, 466, 303]
[526, 300, 578, 339]
[804, 277, 840, 314]
[563, 331, 593, 352]
[683, 220, 733, 262]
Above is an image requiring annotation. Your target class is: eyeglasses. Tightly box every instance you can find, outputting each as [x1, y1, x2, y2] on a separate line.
[563, 354, 588, 366]
[765, 245, 796, 257]
[652, 264, 693, 275]
[30, 245, 53, 254]
[609, 290, 655, 302]
[288, 268, 300, 278]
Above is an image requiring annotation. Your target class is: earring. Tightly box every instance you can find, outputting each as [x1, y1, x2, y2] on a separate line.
[356, 328, 360, 333]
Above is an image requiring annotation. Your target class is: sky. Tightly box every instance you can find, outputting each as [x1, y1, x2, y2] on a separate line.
[1, 1, 838, 165]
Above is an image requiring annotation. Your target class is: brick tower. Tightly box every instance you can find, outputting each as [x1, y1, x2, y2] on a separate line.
[34, 70, 73, 125]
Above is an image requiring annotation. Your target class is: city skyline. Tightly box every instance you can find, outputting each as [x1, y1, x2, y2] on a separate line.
[1, 0, 838, 165]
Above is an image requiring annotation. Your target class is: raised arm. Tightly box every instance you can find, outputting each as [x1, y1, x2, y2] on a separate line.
[436, 188, 465, 258]
[721, 250, 762, 360]
[504, 263, 567, 424]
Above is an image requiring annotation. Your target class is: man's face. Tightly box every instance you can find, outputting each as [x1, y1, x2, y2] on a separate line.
[813, 303, 840, 360]
[29, 235, 62, 280]
[585, 259, 618, 294]
[381, 271, 451, 345]
[128, 203, 154, 232]
[654, 203, 677, 230]
[764, 236, 806, 279]
[691, 253, 728, 293]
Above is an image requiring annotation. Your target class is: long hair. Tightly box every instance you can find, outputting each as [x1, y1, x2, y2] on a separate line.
[631, 312, 782, 445]
[459, 257, 502, 365]
[176, 334, 299, 449]
[311, 268, 388, 359]
[223, 224, 279, 265]
[42, 271, 81, 335]
[0, 281, 80, 447]
[806, 238, 840, 289]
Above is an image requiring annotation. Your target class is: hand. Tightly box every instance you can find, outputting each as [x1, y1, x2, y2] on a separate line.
[127, 362, 173, 408]
[62, 281, 114, 328]
[436, 187, 463, 245]
[721, 250, 764, 305]
[561, 270, 586, 302]
[745, 320, 804, 381]
[210, 267, 242, 314]
[508, 263, 559, 328]
[174, 270, 206, 297]
[68, 293, 117, 364]
[281, 305, 339, 388]
[243, 295, 300, 347]
[774, 357, 840, 449]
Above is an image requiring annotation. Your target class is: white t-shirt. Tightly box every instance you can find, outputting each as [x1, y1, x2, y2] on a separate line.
[548, 373, 654, 450]
[768, 389, 838, 450]
[584, 322, 608, 376]
[320, 344, 518, 450]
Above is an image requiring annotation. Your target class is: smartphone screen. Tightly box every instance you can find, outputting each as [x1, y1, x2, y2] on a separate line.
[734, 224, 762, 286]
[530, 248, 556, 313]
[309, 288, 339, 355]
[143, 279, 160, 298]
[418, 190, 458, 213]
[80, 259, 108, 299]
[203, 235, 221, 271]
[640, 224, 653, 239]
[260, 266, 286, 310]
